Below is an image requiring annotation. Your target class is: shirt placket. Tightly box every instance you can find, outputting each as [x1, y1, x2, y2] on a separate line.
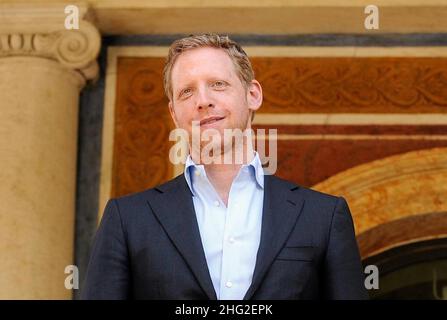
[218, 170, 247, 300]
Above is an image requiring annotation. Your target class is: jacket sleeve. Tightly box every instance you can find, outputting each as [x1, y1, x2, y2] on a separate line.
[322, 197, 369, 300]
[81, 199, 131, 299]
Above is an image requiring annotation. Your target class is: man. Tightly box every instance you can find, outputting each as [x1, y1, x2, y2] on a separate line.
[82, 34, 368, 300]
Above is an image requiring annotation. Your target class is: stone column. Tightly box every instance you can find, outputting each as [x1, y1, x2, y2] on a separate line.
[0, 4, 100, 299]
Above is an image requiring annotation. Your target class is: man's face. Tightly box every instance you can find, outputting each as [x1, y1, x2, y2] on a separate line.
[168, 47, 262, 155]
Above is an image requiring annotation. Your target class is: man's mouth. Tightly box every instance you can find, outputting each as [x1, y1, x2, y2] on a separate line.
[199, 116, 225, 126]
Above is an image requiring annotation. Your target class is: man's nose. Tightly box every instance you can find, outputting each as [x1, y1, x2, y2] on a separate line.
[195, 87, 214, 110]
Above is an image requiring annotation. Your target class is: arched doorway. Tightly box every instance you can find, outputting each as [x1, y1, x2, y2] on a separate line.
[363, 238, 447, 299]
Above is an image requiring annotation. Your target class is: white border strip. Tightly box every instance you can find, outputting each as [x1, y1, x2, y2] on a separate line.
[97, 48, 118, 223]
[253, 113, 447, 125]
[106, 46, 447, 58]
[271, 134, 447, 140]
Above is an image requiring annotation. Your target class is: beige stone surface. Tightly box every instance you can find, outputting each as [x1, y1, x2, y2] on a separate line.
[313, 147, 447, 236]
[0, 3, 100, 299]
[3, 0, 447, 34]
[0, 58, 84, 299]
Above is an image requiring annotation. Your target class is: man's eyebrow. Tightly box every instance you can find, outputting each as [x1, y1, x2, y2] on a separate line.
[209, 77, 229, 81]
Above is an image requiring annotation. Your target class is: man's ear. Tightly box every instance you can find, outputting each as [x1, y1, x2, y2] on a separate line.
[247, 79, 263, 112]
[168, 101, 179, 128]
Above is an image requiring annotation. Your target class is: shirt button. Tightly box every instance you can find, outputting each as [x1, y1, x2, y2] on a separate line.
[229, 237, 235, 244]
[225, 281, 233, 288]
[214, 200, 220, 207]
[194, 170, 201, 176]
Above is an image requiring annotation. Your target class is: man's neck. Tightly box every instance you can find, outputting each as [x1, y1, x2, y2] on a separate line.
[204, 162, 242, 207]
[191, 146, 255, 207]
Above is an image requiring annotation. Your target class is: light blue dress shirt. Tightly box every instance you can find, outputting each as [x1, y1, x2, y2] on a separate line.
[184, 152, 264, 300]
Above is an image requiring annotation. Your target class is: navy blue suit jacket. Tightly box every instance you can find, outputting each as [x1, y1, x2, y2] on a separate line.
[82, 174, 368, 300]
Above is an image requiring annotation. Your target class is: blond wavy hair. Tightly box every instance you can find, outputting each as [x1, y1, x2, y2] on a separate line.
[163, 34, 255, 101]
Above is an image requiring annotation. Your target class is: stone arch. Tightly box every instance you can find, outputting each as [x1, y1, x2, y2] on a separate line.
[313, 147, 447, 259]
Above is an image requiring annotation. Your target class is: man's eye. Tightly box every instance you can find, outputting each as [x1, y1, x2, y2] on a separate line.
[213, 81, 226, 88]
[180, 88, 192, 97]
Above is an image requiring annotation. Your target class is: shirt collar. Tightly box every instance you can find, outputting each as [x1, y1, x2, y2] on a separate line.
[184, 152, 264, 196]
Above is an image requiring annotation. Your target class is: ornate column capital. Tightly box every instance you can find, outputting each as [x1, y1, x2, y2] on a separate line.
[0, 2, 101, 81]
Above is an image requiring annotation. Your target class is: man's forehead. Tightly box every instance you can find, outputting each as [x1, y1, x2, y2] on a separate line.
[171, 47, 237, 80]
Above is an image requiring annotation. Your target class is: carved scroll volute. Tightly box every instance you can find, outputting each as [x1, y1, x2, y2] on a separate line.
[0, 3, 101, 81]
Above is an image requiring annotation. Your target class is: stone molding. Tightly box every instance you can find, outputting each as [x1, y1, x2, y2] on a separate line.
[0, 3, 101, 81]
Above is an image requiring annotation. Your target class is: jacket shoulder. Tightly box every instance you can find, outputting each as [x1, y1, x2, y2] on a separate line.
[269, 174, 340, 204]
[106, 174, 185, 216]
[269, 174, 344, 227]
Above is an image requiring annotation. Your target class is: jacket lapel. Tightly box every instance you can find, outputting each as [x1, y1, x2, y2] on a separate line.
[244, 175, 305, 300]
[147, 175, 217, 300]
